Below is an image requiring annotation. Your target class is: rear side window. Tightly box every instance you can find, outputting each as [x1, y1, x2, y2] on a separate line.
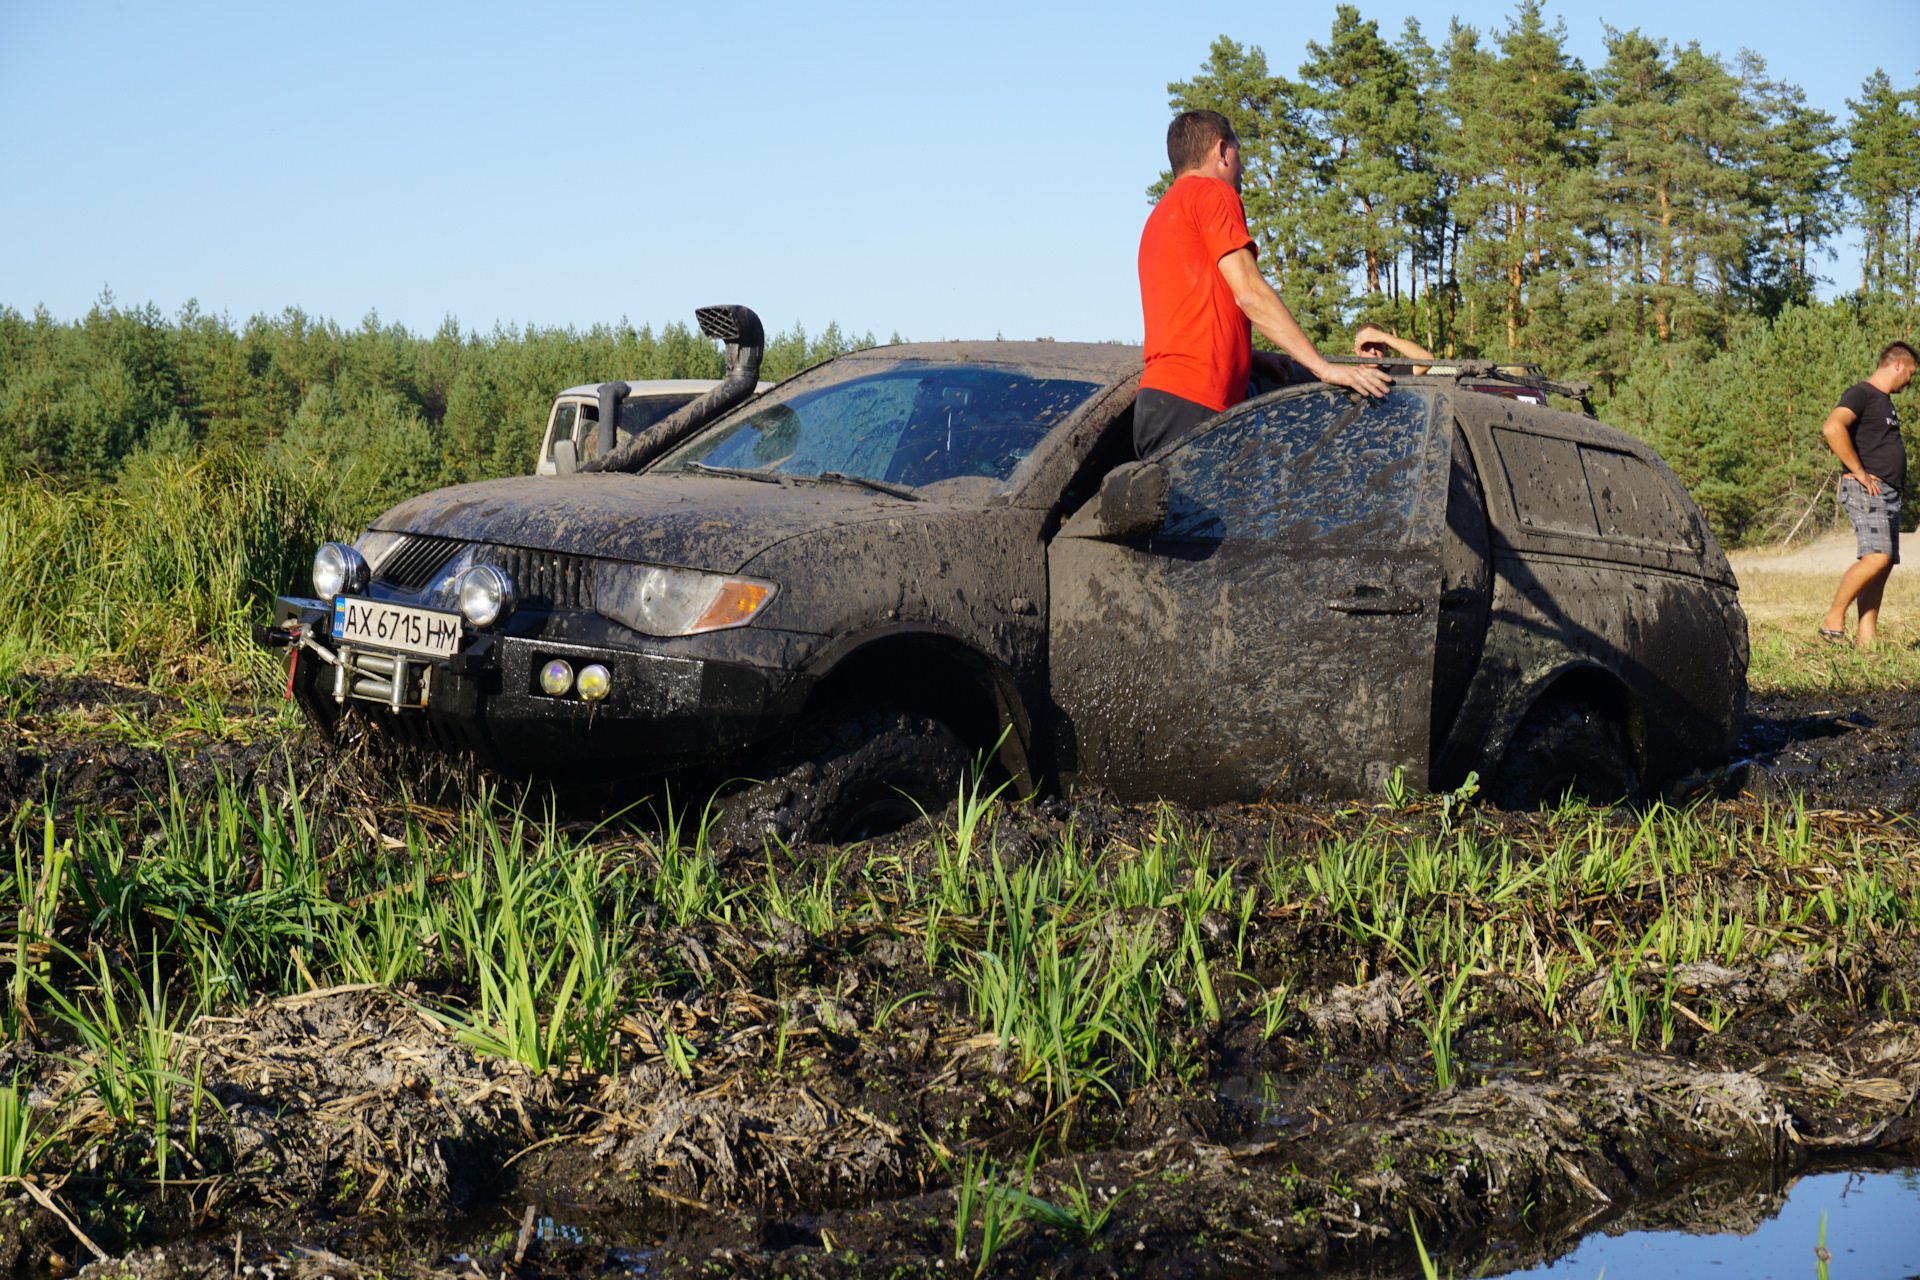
[1580, 446, 1698, 549]
[1491, 429, 1597, 535]
[1160, 387, 1435, 547]
[1492, 427, 1696, 549]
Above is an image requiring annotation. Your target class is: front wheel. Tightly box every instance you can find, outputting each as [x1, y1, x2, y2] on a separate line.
[715, 706, 974, 847]
[1490, 697, 1639, 810]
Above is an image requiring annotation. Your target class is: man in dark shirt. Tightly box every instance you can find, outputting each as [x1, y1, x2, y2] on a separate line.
[1820, 340, 1919, 646]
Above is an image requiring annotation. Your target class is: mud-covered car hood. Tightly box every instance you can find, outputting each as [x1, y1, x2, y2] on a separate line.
[372, 473, 942, 574]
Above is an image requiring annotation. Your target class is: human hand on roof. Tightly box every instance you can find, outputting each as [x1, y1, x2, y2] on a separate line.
[1318, 361, 1396, 398]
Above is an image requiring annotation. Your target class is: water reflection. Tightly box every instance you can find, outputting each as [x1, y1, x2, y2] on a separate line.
[1501, 1169, 1920, 1278]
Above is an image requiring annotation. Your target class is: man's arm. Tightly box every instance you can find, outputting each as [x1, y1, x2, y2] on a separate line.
[1217, 248, 1392, 398]
[1354, 323, 1432, 374]
[1249, 350, 1300, 381]
[1821, 405, 1879, 494]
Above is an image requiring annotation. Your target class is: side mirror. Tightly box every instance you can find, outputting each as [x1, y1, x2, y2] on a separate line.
[1059, 461, 1168, 541]
[551, 438, 578, 476]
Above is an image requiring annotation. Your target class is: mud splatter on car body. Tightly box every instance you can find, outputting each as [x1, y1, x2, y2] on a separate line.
[261, 323, 1745, 828]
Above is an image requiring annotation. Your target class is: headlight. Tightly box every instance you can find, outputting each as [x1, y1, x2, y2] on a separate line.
[598, 562, 776, 637]
[538, 659, 574, 696]
[576, 664, 612, 701]
[313, 542, 368, 600]
[456, 565, 516, 627]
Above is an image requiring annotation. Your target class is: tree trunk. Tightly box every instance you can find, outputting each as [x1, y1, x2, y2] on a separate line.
[1656, 183, 1674, 343]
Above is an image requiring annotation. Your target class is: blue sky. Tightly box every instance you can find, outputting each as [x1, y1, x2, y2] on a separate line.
[2, 0, 1914, 345]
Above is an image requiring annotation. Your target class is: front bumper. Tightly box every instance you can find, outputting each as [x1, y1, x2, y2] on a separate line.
[258, 596, 806, 770]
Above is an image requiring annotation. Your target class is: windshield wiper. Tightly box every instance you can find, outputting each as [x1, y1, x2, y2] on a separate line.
[815, 471, 920, 501]
[681, 461, 785, 485]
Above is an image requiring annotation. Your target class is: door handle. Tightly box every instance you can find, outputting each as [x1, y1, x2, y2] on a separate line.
[1326, 596, 1424, 616]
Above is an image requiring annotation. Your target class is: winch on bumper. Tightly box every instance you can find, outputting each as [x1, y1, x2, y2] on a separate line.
[255, 595, 802, 772]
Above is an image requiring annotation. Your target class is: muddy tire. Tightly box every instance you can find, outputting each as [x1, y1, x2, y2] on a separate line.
[1490, 697, 1639, 810]
[716, 707, 973, 847]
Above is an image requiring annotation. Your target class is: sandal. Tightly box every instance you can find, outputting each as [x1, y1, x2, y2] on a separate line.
[1818, 627, 1850, 645]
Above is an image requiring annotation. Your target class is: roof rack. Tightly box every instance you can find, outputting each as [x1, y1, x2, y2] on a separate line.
[1319, 355, 1597, 418]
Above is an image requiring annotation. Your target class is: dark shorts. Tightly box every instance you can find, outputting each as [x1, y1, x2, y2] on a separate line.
[1134, 388, 1223, 457]
[1839, 475, 1901, 564]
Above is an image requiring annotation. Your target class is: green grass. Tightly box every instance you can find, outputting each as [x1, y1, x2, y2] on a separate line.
[0, 1079, 53, 1184]
[939, 1148, 1032, 1274]
[436, 804, 637, 1076]
[0, 754, 1916, 1182]
[0, 452, 347, 683]
[37, 944, 218, 1185]
[1740, 569, 1920, 693]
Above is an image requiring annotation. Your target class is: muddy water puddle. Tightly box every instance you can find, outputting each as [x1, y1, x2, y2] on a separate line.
[1497, 1166, 1920, 1278]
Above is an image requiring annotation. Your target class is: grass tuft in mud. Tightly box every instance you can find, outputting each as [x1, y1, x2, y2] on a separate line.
[0, 746, 1916, 1275]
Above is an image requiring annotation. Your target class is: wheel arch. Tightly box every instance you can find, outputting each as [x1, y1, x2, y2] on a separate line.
[1492, 662, 1645, 780]
[801, 626, 1035, 794]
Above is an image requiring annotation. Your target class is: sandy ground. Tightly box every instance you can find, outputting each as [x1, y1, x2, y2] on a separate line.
[1727, 527, 1862, 581]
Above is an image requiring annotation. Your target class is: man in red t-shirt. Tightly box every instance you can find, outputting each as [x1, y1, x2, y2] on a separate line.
[1136, 110, 1391, 455]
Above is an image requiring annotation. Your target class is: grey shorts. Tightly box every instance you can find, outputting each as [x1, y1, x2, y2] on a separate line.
[1839, 475, 1901, 564]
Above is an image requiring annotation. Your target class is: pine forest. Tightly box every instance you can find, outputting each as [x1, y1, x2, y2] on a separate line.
[3, 0, 1917, 550]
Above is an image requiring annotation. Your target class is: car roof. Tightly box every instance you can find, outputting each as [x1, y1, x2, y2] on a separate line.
[831, 341, 1145, 383]
[1375, 371, 1660, 453]
[553, 379, 774, 399]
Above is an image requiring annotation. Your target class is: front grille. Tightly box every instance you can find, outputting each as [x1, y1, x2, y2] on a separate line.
[476, 545, 597, 610]
[375, 535, 465, 589]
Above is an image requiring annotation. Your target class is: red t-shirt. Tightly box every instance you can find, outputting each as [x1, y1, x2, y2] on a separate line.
[1138, 174, 1256, 412]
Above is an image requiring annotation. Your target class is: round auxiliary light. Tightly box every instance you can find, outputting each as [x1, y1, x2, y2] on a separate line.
[456, 565, 516, 627]
[538, 659, 574, 697]
[312, 542, 368, 601]
[576, 664, 612, 702]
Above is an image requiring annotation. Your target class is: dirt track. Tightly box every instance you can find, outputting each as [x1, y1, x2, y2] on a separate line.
[0, 676, 1917, 1279]
[1725, 527, 1861, 580]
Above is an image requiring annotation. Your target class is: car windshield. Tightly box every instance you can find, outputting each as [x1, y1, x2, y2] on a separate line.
[662, 362, 1102, 493]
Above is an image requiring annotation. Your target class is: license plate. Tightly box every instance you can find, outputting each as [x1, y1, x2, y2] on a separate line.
[333, 597, 462, 659]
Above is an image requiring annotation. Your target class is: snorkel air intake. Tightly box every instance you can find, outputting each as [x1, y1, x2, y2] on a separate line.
[578, 304, 766, 474]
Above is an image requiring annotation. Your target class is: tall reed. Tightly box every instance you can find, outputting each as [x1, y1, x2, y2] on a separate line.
[0, 451, 345, 677]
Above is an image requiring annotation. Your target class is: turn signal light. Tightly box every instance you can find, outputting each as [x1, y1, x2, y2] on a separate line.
[694, 581, 773, 633]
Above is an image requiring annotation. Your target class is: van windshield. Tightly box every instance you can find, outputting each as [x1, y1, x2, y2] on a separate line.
[575, 392, 704, 464]
[662, 363, 1101, 490]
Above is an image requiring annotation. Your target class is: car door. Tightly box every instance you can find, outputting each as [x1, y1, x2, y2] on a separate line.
[1048, 385, 1452, 803]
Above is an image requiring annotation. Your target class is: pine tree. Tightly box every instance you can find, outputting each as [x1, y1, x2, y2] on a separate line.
[1441, 4, 1591, 354]
[1740, 56, 1843, 301]
[1395, 19, 1455, 354]
[1588, 34, 1766, 352]
[1844, 70, 1920, 303]
[1297, 7, 1429, 314]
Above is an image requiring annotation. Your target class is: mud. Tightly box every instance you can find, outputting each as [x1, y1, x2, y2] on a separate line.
[3, 674, 1920, 1278]
[1736, 687, 1920, 813]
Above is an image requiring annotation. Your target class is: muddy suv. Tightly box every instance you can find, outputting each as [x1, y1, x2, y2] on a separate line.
[259, 305, 1747, 836]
